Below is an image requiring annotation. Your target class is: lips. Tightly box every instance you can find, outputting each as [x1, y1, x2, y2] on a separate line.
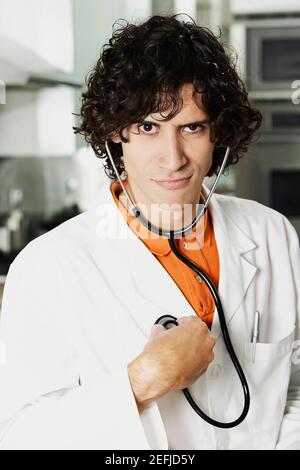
[154, 176, 192, 190]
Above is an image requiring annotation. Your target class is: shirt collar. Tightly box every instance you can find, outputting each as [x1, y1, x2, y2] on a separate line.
[110, 180, 212, 256]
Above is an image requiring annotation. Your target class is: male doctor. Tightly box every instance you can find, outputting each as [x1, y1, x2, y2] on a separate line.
[0, 15, 300, 450]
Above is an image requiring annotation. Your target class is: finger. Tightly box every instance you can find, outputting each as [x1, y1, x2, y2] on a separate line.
[177, 315, 193, 325]
[149, 324, 165, 338]
[177, 315, 204, 326]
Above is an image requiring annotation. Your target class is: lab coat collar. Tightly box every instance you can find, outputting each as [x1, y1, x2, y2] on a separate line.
[88, 181, 258, 339]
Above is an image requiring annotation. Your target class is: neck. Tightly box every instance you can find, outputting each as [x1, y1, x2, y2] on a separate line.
[119, 180, 204, 232]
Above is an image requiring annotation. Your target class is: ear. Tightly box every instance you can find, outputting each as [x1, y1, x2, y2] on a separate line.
[110, 131, 121, 144]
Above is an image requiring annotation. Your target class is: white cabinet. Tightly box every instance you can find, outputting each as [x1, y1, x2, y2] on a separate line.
[0, 0, 74, 73]
[0, 0, 76, 156]
[0, 87, 75, 157]
[230, 0, 300, 15]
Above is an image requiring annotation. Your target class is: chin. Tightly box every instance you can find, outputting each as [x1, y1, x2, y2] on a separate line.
[165, 192, 195, 205]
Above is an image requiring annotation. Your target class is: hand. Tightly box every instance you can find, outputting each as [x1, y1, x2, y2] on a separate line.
[127, 315, 216, 413]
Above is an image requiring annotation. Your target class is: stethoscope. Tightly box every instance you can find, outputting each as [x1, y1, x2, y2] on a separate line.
[105, 140, 250, 428]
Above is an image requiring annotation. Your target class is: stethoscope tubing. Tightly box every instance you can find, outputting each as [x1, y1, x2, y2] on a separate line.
[167, 235, 250, 428]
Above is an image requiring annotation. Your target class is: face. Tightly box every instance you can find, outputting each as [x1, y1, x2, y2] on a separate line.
[111, 83, 214, 229]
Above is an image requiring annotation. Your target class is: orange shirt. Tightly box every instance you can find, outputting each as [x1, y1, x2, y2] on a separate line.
[110, 180, 220, 329]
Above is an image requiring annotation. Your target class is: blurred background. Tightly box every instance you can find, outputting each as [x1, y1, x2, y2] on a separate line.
[1, 0, 300, 305]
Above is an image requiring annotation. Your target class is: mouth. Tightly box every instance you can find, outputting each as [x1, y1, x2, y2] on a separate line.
[153, 176, 192, 190]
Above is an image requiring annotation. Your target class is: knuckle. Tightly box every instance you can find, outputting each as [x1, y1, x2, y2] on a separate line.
[177, 316, 188, 325]
[208, 351, 215, 363]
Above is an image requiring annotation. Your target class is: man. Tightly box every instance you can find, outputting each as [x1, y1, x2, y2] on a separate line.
[0, 15, 299, 450]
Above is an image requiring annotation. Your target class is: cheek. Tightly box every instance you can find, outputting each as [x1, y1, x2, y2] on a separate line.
[123, 153, 144, 178]
[123, 145, 154, 174]
[192, 149, 214, 173]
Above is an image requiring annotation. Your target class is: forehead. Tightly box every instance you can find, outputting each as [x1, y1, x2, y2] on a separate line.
[148, 83, 207, 122]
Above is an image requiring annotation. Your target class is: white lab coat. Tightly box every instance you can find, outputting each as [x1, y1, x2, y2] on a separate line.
[0, 182, 299, 450]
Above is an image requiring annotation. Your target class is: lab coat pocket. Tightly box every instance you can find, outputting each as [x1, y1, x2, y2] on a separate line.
[244, 327, 295, 363]
[243, 327, 295, 446]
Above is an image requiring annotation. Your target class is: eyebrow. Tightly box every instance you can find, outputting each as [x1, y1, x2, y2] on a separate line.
[139, 119, 210, 128]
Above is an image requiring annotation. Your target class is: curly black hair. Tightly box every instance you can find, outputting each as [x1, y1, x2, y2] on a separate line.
[74, 14, 262, 180]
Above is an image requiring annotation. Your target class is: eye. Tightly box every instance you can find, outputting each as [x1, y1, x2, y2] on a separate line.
[138, 123, 158, 134]
[183, 124, 205, 134]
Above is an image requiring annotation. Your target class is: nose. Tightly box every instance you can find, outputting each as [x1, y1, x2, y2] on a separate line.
[159, 132, 188, 174]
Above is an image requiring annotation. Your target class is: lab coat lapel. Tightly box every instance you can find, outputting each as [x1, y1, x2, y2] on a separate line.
[119, 230, 197, 319]
[88, 182, 196, 339]
[206, 188, 258, 339]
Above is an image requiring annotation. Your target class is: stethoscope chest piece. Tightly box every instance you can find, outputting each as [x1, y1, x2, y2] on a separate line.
[154, 314, 178, 329]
